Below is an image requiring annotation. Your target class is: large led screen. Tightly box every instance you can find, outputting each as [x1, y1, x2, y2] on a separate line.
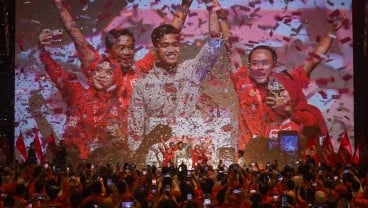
[15, 0, 353, 167]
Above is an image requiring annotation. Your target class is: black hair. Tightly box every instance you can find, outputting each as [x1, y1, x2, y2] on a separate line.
[248, 45, 278, 65]
[151, 24, 180, 47]
[105, 28, 135, 50]
[46, 184, 60, 200]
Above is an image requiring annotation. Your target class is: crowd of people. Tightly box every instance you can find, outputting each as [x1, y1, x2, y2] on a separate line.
[1, 155, 368, 207]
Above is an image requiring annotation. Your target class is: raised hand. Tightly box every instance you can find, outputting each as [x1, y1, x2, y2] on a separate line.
[264, 89, 291, 109]
[181, 0, 194, 8]
[331, 11, 347, 31]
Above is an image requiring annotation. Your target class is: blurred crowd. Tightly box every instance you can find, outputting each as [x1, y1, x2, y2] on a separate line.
[1, 155, 368, 208]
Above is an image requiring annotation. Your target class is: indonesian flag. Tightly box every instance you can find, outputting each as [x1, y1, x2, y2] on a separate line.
[352, 143, 360, 165]
[336, 130, 353, 164]
[16, 131, 27, 160]
[303, 134, 319, 164]
[33, 130, 44, 163]
[320, 134, 336, 167]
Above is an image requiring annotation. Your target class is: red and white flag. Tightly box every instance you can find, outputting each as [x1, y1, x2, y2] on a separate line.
[33, 130, 44, 163]
[320, 134, 336, 167]
[16, 131, 27, 160]
[336, 130, 353, 164]
[303, 134, 319, 164]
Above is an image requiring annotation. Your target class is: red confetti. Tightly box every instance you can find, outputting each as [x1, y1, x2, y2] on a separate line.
[308, 52, 322, 60]
[324, 58, 334, 63]
[329, 9, 340, 18]
[340, 37, 352, 44]
[229, 36, 240, 43]
[189, 12, 198, 17]
[16, 37, 25, 51]
[53, 108, 64, 114]
[316, 78, 330, 86]
[283, 18, 292, 24]
[318, 90, 328, 99]
[331, 94, 341, 99]
[295, 45, 302, 51]
[327, 0, 334, 7]
[221, 124, 233, 132]
[248, 40, 259, 44]
[291, 11, 302, 16]
[198, 18, 206, 28]
[338, 88, 349, 94]
[97, 12, 111, 22]
[274, 15, 284, 21]
[283, 37, 291, 42]
[236, 48, 246, 55]
[342, 74, 353, 82]
[269, 30, 273, 37]
[150, 0, 159, 6]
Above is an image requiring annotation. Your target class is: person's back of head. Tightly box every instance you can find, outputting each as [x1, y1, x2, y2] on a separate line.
[90, 181, 103, 195]
[116, 181, 127, 194]
[158, 198, 178, 208]
[15, 183, 26, 197]
[285, 179, 295, 191]
[34, 178, 46, 193]
[70, 191, 83, 208]
[258, 182, 270, 196]
[250, 193, 262, 207]
[46, 184, 60, 200]
[3, 196, 15, 208]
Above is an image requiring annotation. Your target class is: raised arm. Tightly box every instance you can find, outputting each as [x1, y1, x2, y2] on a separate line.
[303, 11, 346, 76]
[192, 2, 222, 81]
[53, 0, 98, 70]
[38, 29, 70, 89]
[213, 0, 243, 75]
[128, 83, 146, 144]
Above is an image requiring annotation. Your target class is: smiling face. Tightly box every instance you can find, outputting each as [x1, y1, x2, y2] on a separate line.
[156, 33, 180, 69]
[109, 35, 135, 72]
[248, 48, 275, 85]
[92, 61, 114, 91]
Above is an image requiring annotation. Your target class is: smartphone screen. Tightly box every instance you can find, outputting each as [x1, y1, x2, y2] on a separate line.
[278, 130, 299, 154]
[107, 179, 112, 186]
[120, 201, 135, 208]
[281, 195, 288, 207]
[204, 198, 211, 205]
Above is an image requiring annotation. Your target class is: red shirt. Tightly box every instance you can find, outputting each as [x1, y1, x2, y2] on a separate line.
[159, 146, 175, 167]
[231, 65, 327, 150]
